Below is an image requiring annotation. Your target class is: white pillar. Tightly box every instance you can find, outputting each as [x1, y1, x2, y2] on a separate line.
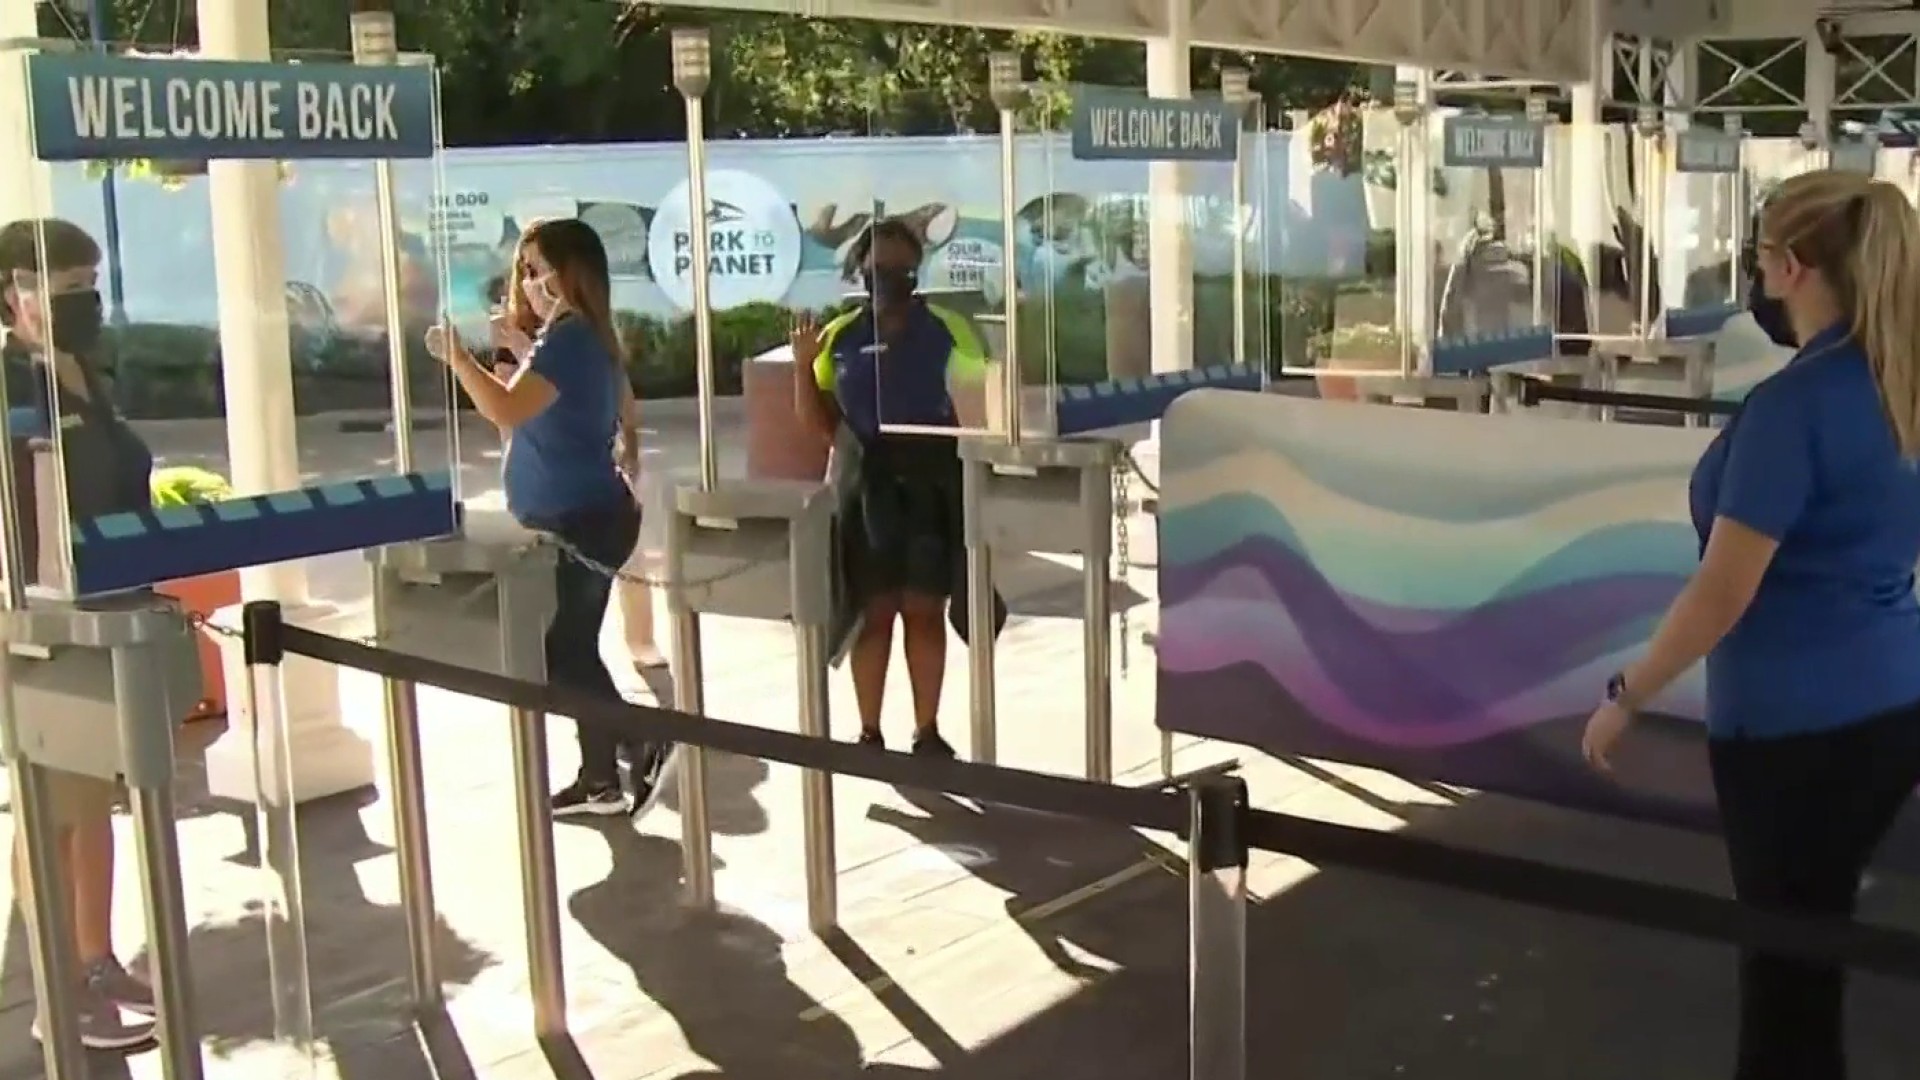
[1806, 30, 1835, 149]
[1660, 40, 1697, 311]
[1145, 0, 1194, 375]
[197, 0, 375, 804]
[0, 0, 48, 225]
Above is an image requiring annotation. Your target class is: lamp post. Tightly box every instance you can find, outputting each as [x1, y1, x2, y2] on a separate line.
[1220, 68, 1252, 368]
[59, 0, 127, 327]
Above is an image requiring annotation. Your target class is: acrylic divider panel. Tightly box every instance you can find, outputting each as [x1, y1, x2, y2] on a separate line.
[858, 89, 1005, 441]
[19, 48, 457, 598]
[1043, 83, 1263, 438]
[1291, 104, 1403, 390]
[1666, 124, 1744, 330]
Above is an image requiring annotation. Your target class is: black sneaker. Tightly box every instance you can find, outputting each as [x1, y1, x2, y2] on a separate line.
[857, 729, 885, 748]
[911, 731, 956, 759]
[551, 779, 626, 817]
[629, 743, 678, 821]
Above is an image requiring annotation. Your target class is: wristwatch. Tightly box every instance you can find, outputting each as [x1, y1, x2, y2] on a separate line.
[1604, 672, 1631, 711]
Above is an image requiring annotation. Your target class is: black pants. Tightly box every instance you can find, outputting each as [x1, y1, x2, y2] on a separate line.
[1709, 702, 1920, 1079]
[542, 499, 643, 788]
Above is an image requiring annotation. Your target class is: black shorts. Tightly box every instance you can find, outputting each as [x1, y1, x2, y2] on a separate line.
[851, 437, 959, 601]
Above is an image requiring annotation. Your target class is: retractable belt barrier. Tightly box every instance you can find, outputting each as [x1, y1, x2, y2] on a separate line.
[239, 599, 1920, 1080]
[1514, 376, 1740, 417]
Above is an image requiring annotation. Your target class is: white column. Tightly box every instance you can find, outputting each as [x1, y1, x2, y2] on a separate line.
[1661, 40, 1697, 311]
[1394, 66, 1433, 366]
[0, 0, 48, 225]
[197, 0, 375, 804]
[1806, 31, 1835, 148]
[1568, 79, 1608, 329]
[1145, 0, 1194, 375]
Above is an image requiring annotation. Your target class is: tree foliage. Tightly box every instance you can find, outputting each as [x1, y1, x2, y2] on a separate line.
[45, 0, 1374, 144]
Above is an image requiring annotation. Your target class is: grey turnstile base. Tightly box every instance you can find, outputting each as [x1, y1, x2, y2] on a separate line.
[369, 534, 556, 681]
[960, 436, 1119, 556]
[4, 598, 201, 781]
[670, 478, 836, 624]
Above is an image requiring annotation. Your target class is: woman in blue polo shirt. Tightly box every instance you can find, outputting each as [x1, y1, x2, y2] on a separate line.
[429, 218, 672, 820]
[1581, 170, 1920, 1079]
[790, 218, 991, 757]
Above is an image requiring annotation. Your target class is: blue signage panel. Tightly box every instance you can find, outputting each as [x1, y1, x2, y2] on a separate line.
[1441, 115, 1545, 169]
[1674, 130, 1740, 174]
[27, 53, 436, 162]
[1070, 88, 1239, 163]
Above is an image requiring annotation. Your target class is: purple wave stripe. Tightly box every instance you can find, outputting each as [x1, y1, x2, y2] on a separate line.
[1158, 541, 1687, 709]
[1157, 597, 1697, 747]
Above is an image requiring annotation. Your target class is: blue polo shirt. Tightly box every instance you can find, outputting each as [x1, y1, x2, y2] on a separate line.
[813, 302, 988, 440]
[503, 314, 627, 524]
[1689, 323, 1920, 738]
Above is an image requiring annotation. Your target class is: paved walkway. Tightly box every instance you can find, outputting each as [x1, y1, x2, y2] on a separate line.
[3, 411, 1920, 1078]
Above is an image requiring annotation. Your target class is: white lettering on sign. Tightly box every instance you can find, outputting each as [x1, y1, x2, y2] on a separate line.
[1449, 123, 1539, 165]
[1086, 105, 1226, 155]
[65, 73, 396, 146]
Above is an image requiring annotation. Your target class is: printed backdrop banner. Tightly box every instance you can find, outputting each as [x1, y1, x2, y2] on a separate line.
[1154, 389, 1920, 864]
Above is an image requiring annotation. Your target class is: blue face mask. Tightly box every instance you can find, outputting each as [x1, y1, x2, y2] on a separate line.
[1747, 272, 1796, 348]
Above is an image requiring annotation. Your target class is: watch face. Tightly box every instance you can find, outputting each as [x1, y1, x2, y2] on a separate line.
[1606, 673, 1628, 702]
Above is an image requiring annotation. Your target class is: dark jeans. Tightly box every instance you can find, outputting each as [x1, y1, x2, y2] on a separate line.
[542, 499, 643, 788]
[1708, 701, 1920, 1079]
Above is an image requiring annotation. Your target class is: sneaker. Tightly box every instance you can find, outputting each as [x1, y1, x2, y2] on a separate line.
[857, 729, 885, 749]
[84, 956, 154, 1017]
[911, 731, 956, 759]
[551, 779, 626, 817]
[628, 743, 678, 821]
[32, 987, 156, 1050]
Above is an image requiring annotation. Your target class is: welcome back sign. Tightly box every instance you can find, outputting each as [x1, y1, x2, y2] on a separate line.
[27, 53, 436, 162]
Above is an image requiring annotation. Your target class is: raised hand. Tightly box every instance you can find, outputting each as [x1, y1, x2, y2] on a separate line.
[789, 312, 824, 368]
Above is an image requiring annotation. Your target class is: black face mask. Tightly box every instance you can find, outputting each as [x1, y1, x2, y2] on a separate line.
[1745, 272, 1796, 348]
[862, 268, 917, 309]
[46, 289, 105, 355]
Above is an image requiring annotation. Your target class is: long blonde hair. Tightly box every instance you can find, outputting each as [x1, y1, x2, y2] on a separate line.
[1763, 169, 1920, 456]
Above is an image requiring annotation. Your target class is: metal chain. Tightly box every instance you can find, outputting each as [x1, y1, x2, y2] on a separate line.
[174, 530, 787, 652]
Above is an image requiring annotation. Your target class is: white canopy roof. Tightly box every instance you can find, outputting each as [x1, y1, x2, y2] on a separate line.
[662, 0, 1832, 85]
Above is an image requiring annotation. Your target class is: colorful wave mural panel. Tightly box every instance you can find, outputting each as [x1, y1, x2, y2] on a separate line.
[1156, 390, 1734, 831]
[1156, 390, 1920, 862]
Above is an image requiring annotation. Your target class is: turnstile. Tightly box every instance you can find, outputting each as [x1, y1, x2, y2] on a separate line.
[666, 477, 838, 931]
[960, 436, 1119, 782]
[2, 596, 205, 1079]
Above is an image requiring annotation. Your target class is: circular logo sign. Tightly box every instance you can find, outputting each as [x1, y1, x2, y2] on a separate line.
[647, 169, 802, 312]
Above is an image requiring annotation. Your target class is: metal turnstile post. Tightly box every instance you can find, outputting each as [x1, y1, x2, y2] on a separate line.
[112, 640, 204, 1080]
[1188, 776, 1249, 1080]
[961, 437, 1120, 782]
[498, 557, 567, 1039]
[963, 458, 998, 767]
[373, 571, 439, 1010]
[668, 479, 839, 930]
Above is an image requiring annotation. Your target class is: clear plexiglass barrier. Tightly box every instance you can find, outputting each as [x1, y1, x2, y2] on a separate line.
[864, 82, 1270, 441]
[1665, 124, 1744, 319]
[7, 44, 457, 601]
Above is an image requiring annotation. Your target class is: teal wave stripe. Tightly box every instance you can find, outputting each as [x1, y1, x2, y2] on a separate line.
[1160, 493, 1698, 612]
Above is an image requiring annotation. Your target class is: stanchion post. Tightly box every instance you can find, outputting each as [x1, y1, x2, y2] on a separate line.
[112, 638, 204, 1080]
[498, 565, 566, 1038]
[988, 51, 1025, 445]
[962, 457, 997, 766]
[372, 573, 439, 1009]
[1188, 776, 1248, 1080]
[1527, 94, 1550, 328]
[240, 600, 318, 1064]
[1220, 67, 1251, 369]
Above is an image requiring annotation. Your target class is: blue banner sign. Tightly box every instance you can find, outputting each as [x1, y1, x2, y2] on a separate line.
[1674, 129, 1740, 174]
[27, 53, 436, 162]
[1441, 115, 1545, 169]
[1070, 88, 1239, 163]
